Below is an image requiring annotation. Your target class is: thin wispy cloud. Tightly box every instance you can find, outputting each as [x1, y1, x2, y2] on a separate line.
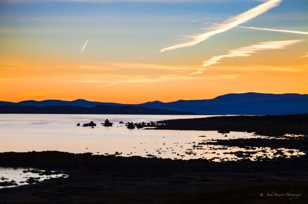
[160, 0, 282, 53]
[217, 65, 304, 73]
[79, 62, 194, 72]
[241, 26, 308, 35]
[80, 40, 89, 54]
[74, 61, 237, 86]
[76, 75, 194, 87]
[108, 62, 189, 71]
[192, 39, 302, 75]
[76, 74, 237, 87]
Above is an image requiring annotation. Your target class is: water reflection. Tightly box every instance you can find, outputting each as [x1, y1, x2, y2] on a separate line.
[0, 168, 68, 189]
[110, 138, 305, 161]
[0, 114, 305, 162]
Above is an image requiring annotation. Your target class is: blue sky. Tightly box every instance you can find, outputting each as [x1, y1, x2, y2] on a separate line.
[0, 0, 307, 102]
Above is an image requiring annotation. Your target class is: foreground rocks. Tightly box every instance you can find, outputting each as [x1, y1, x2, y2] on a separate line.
[0, 151, 308, 203]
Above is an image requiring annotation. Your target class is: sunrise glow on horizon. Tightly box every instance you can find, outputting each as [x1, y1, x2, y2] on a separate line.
[1, 0, 308, 103]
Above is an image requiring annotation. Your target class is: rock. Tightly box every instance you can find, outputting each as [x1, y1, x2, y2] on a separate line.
[0, 180, 17, 187]
[146, 121, 156, 127]
[218, 129, 230, 134]
[26, 177, 38, 184]
[83, 121, 96, 128]
[126, 122, 135, 129]
[103, 119, 113, 127]
[135, 122, 145, 129]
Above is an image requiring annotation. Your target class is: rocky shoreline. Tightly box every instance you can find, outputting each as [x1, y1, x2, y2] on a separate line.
[0, 150, 308, 203]
[155, 114, 308, 136]
[1, 114, 308, 203]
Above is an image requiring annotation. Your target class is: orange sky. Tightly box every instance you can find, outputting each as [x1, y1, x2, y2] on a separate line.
[1, 52, 307, 103]
[1, 0, 308, 103]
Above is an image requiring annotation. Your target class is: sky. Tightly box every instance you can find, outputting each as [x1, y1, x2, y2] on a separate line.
[0, 0, 307, 103]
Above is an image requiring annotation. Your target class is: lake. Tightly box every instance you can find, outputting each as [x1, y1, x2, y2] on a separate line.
[0, 168, 68, 189]
[0, 114, 304, 161]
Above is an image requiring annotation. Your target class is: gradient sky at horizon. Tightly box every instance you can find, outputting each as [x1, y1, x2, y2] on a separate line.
[0, 0, 307, 103]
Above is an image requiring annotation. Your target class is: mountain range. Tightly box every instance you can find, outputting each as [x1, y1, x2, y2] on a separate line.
[0, 92, 308, 115]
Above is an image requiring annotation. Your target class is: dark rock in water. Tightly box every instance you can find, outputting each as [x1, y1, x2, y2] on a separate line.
[103, 119, 113, 127]
[0, 180, 17, 187]
[218, 129, 230, 134]
[135, 122, 145, 129]
[114, 152, 122, 156]
[26, 177, 39, 185]
[83, 121, 96, 128]
[130, 121, 161, 129]
[146, 121, 156, 127]
[119, 121, 124, 124]
[126, 122, 135, 129]
[76, 123, 81, 127]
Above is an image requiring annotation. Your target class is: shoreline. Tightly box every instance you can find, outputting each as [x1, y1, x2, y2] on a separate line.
[0, 151, 308, 203]
[1, 114, 308, 203]
[155, 114, 308, 137]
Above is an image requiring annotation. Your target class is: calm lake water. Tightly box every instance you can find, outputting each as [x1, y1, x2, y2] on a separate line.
[0, 168, 68, 189]
[0, 114, 305, 162]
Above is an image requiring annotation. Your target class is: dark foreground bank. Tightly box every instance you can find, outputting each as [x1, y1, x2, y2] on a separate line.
[1, 114, 308, 203]
[156, 114, 308, 136]
[0, 151, 308, 204]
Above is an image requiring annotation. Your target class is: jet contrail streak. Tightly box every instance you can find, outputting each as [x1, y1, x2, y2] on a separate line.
[160, 0, 282, 53]
[191, 39, 301, 75]
[241, 26, 308, 35]
[80, 40, 89, 53]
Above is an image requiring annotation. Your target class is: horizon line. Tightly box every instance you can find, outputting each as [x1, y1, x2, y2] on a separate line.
[1, 92, 307, 104]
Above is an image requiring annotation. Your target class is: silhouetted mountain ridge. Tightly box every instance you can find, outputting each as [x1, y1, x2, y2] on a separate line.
[140, 92, 308, 115]
[1, 92, 308, 115]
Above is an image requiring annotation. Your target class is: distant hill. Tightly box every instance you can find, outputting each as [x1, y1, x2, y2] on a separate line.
[1, 93, 308, 115]
[0, 99, 191, 115]
[140, 93, 308, 115]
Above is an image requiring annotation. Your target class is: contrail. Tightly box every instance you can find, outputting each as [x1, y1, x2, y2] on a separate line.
[191, 39, 301, 75]
[241, 26, 308, 35]
[80, 40, 89, 53]
[160, 0, 282, 53]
